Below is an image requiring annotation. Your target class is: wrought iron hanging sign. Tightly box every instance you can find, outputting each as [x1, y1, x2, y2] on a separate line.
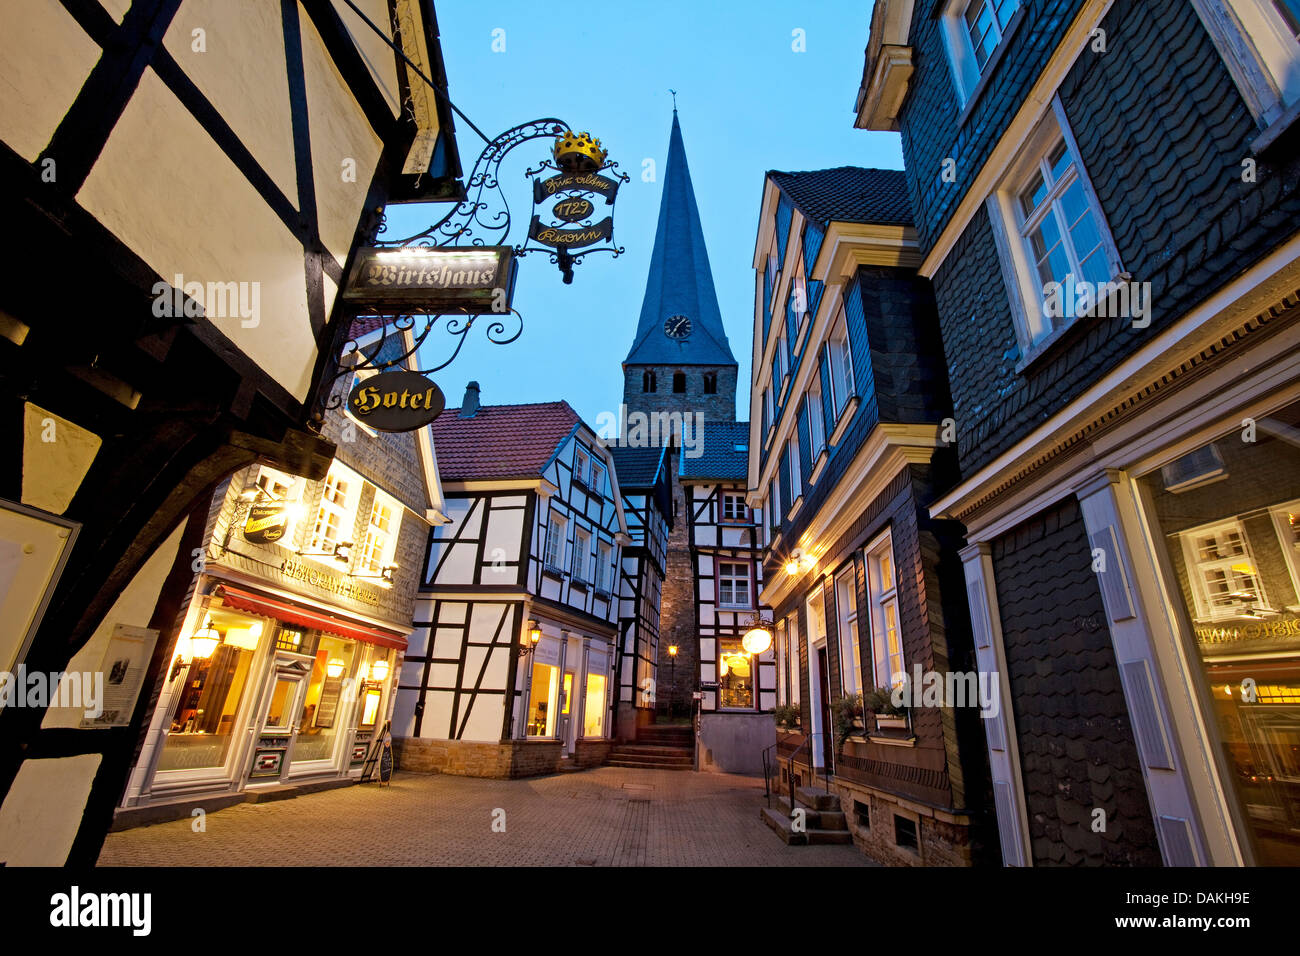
[243, 503, 290, 545]
[324, 120, 628, 431]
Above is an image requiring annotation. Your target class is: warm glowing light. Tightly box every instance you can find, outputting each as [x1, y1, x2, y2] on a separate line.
[190, 619, 220, 660]
[1230, 562, 1256, 575]
[668, 644, 678, 657]
[742, 626, 773, 655]
[719, 657, 729, 677]
[784, 559, 799, 575]
[369, 658, 390, 683]
[361, 689, 381, 725]
[326, 658, 346, 679]
[527, 619, 542, 646]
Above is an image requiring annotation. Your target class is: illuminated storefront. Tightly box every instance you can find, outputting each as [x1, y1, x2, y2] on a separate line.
[519, 619, 613, 753]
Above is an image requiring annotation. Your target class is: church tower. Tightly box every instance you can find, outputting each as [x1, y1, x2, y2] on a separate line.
[622, 111, 738, 424]
[620, 111, 744, 727]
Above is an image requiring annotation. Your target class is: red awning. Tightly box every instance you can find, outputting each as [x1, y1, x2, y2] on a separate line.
[215, 584, 408, 651]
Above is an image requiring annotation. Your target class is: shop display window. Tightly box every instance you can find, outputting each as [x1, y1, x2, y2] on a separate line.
[292, 635, 358, 764]
[584, 672, 606, 737]
[1139, 400, 1300, 864]
[158, 608, 263, 772]
[718, 639, 754, 709]
[527, 661, 559, 736]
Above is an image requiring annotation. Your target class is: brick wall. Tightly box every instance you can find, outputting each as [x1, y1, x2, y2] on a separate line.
[394, 738, 564, 778]
[622, 364, 738, 425]
[992, 495, 1161, 866]
[657, 449, 699, 715]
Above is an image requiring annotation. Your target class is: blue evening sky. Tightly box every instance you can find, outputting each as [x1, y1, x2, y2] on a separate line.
[385, 0, 900, 426]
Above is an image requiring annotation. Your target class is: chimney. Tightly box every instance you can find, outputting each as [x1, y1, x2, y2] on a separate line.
[459, 381, 481, 418]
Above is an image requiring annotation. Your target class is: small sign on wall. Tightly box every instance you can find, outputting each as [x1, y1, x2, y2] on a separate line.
[79, 624, 159, 729]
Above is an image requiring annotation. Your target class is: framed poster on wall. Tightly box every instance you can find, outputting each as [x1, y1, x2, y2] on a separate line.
[0, 498, 79, 681]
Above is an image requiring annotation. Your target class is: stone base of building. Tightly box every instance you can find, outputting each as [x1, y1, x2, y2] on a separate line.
[572, 739, 614, 768]
[830, 777, 975, 867]
[615, 703, 655, 742]
[394, 737, 576, 778]
[697, 713, 775, 774]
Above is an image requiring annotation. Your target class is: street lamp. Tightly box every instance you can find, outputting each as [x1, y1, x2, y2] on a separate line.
[740, 615, 774, 656]
[668, 644, 678, 719]
[522, 619, 542, 656]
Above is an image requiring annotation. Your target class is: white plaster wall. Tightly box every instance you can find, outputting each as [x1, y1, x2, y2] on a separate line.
[460, 693, 503, 742]
[0, 753, 102, 865]
[77, 68, 317, 401]
[300, 12, 383, 266]
[162, 0, 299, 206]
[484, 508, 524, 561]
[0, 0, 101, 162]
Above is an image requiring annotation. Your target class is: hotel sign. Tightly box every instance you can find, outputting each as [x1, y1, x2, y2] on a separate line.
[342, 246, 517, 313]
[347, 370, 445, 433]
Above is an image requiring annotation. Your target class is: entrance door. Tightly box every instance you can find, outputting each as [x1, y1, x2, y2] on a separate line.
[816, 647, 834, 771]
[809, 642, 827, 768]
[248, 654, 311, 783]
[560, 668, 577, 756]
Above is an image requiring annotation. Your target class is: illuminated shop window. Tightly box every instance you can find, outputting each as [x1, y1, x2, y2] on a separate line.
[1139, 401, 1300, 865]
[718, 639, 754, 709]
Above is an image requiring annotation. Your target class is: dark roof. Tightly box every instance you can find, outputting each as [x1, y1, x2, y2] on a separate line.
[431, 401, 579, 481]
[680, 421, 750, 481]
[767, 167, 912, 227]
[609, 444, 667, 489]
[624, 113, 736, 368]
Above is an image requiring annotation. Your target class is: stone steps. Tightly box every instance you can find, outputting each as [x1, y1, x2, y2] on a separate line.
[760, 784, 852, 847]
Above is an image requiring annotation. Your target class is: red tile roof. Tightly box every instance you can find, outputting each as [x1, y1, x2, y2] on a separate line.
[432, 401, 581, 480]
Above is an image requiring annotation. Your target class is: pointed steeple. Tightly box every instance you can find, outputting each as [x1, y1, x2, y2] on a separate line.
[624, 112, 735, 367]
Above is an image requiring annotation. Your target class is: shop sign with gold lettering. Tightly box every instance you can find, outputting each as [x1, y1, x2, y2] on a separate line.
[527, 216, 613, 249]
[341, 246, 517, 313]
[348, 370, 445, 433]
[244, 503, 289, 544]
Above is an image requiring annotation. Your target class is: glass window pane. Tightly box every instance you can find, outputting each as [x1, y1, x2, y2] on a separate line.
[1078, 246, 1112, 288]
[1049, 141, 1071, 183]
[527, 662, 559, 736]
[583, 673, 606, 737]
[158, 630, 257, 771]
[1020, 171, 1047, 217]
[1138, 402, 1300, 865]
[718, 639, 754, 709]
[292, 636, 357, 763]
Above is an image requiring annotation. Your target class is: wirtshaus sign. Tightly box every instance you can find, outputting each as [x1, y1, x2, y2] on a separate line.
[347, 370, 446, 432]
[342, 246, 517, 313]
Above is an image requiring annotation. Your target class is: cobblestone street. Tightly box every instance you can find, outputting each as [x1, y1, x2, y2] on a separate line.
[98, 768, 873, 867]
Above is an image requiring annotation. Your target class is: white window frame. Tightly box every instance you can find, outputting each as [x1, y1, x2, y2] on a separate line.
[1177, 518, 1272, 621]
[777, 330, 790, 388]
[307, 462, 360, 564]
[572, 527, 592, 583]
[597, 539, 614, 593]
[776, 618, 788, 705]
[865, 531, 904, 689]
[787, 613, 801, 707]
[544, 513, 568, 571]
[807, 374, 827, 459]
[721, 492, 748, 522]
[788, 434, 802, 503]
[835, 564, 864, 696]
[574, 446, 591, 486]
[357, 488, 402, 576]
[826, 304, 856, 418]
[1192, 0, 1300, 126]
[590, 459, 606, 497]
[939, 0, 1024, 108]
[718, 561, 752, 609]
[1270, 500, 1300, 607]
[985, 99, 1123, 358]
[771, 472, 783, 529]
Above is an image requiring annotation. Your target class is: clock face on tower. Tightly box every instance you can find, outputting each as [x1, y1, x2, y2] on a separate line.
[664, 314, 692, 339]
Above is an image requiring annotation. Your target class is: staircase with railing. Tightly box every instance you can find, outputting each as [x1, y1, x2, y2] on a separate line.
[758, 732, 851, 845]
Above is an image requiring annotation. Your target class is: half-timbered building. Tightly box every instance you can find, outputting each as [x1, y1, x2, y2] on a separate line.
[608, 445, 672, 740]
[750, 167, 992, 865]
[687, 421, 775, 773]
[393, 385, 631, 776]
[0, 0, 461, 865]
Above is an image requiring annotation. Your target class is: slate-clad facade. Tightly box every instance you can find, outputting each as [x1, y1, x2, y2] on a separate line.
[749, 167, 992, 866]
[859, 0, 1300, 866]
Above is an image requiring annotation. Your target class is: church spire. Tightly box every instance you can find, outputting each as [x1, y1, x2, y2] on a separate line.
[624, 112, 735, 368]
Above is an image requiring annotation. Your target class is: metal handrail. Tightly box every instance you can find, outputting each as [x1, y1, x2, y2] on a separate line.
[783, 732, 833, 812]
[760, 743, 779, 808]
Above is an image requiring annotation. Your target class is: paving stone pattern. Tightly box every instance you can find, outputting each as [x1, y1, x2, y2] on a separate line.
[98, 768, 872, 867]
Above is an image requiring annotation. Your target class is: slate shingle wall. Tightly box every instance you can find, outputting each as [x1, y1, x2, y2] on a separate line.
[991, 495, 1161, 866]
[912, 0, 1300, 474]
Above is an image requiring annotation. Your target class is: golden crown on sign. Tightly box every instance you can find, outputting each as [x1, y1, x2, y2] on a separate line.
[552, 130, 607, 172]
